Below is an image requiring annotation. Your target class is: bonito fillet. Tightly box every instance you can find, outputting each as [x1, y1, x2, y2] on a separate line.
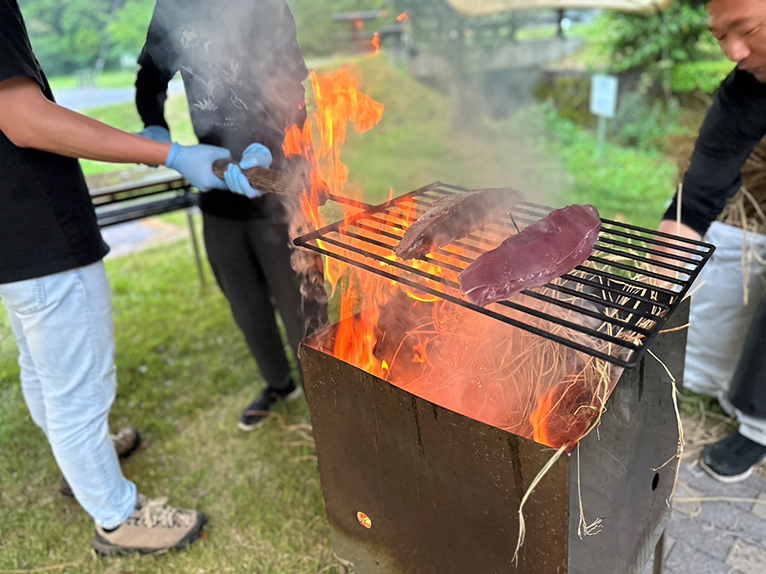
[459, 204, 601, 307]
[394, 188, 524, 260]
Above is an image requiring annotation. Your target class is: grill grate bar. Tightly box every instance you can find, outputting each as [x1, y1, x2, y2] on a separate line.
[359, 213, 688, 290]
[369, 205, 690, 288]
[297, 238, 641, 367]
[544, 282, 665, 319]
[517, 290, 653, 336]
[316, 233, 647, 348]
[344, 223, 681, 311]
[593, 245, 692, 275]
[595, 236, 703, 265]
[337, 224, 672, 316]
[588, 256, 686, 287]
[600, 221, 710, 256]
[294, 183, 715, 367]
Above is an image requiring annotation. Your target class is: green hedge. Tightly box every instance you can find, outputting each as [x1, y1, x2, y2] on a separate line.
[671, 60, 735, 94]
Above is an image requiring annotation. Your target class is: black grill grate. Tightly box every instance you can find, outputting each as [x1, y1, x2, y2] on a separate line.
[295, 182, 715, 368]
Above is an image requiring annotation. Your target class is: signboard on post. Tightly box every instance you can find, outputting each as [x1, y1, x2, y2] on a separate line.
[590, 74, 619, 160]
[590, 74, 619, 119]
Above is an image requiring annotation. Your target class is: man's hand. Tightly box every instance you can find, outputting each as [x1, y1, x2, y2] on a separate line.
[655, 219, 703, 265]
[658, 219, 703, 244]
[137, 126, 172, 143]
[637, 219, 705, 290]
[223, 143, 273, 199]
[165, 143, 232, 192]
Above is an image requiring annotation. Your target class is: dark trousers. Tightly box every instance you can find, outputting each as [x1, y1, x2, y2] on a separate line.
[202, 212, 325, 391]
[729, 295, 766, 419]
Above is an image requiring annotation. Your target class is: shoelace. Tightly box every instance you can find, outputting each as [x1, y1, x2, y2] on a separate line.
[132, 497, 196, 529]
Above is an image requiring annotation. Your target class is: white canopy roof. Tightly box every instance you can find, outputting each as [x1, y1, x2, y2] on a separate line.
[446, 0, 673, 16]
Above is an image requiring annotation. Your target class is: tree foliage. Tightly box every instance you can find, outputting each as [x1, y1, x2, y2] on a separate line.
[107, 0, 155, 62]
[289, 0, 386, 56]
[585, 0, 721, 74]
[20, 0, 113, 75]
[19, 0, 387, 76]
[390, 0, 529, 62]
[670, 59, 735, 94]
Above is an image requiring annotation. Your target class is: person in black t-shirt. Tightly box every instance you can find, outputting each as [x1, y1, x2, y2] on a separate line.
[658, 0, 766, 483]
[135, 0, 327, 432]
[0, 0, 261, 556]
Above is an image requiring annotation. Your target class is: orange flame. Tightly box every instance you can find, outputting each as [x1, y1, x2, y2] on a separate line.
[413, 342, 428, 364]
[530, 380, 598, 450]
[281, 67, 387, 371]
[372, 32, 381, 54]
[406, 290, 440, 303]
[397, 12, 408, 22]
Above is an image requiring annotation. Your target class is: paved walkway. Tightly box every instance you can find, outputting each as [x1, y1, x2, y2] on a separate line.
[55, 79, 185, 112]
[101, 216, 191, 260]
[643, 412, 766, 574]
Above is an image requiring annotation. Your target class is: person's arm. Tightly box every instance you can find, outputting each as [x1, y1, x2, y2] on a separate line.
[662, 69, 766, 236]
[0, 76, 171, 165]
[135, 11, 177, 131]
[0, 77, 233, 192]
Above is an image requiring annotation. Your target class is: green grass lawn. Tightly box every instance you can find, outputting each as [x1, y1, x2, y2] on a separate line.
[0, 237, 332, 573]
[531, 106, 678, 229]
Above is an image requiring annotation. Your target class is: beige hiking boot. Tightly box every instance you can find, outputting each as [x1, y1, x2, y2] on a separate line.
[60, 427, 141, 498]
[92, 494, 207, 556]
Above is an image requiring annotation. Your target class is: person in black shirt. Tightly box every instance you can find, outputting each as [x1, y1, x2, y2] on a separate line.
[135, 0, 327, 432]
[660, 0, 766, 482]
[0, 0, 259, 555]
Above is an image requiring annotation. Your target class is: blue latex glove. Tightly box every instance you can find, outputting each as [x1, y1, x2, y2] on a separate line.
[136, 125, 172, 143]
[165, 142, 231, 192]
[223, 143, 273, 199]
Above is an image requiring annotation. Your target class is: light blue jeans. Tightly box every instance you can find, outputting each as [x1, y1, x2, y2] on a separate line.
[0, 261, 136, 529]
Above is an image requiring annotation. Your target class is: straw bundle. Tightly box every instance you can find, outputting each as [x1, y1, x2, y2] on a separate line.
[717, 139, 766, 233]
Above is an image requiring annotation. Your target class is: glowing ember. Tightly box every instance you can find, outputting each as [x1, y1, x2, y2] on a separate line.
[372, 32, 381, 54]
[357, 511, 373, 529]
[397, 12, 408, 22]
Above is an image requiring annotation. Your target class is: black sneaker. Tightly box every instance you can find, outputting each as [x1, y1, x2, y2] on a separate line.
[60, 427, 142, 498]
[700, 431, 766, 483]
[237, 381, 303, 432]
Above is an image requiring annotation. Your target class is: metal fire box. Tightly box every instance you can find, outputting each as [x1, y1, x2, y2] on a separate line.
[300, 299, 688, 574]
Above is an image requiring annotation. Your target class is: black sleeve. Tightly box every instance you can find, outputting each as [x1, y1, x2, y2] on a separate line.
[135, 6, 178, 131]
[0, 0, 44, 89]
[663, 69, 766, 235]
[277, 1, 309, 85]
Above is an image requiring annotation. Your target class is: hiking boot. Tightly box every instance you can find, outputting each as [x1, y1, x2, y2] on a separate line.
[237, 380, 302, 432]
[700, 431, 766, 483]
[60, 427, 141, 498]
[92, 494, 207, 556]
